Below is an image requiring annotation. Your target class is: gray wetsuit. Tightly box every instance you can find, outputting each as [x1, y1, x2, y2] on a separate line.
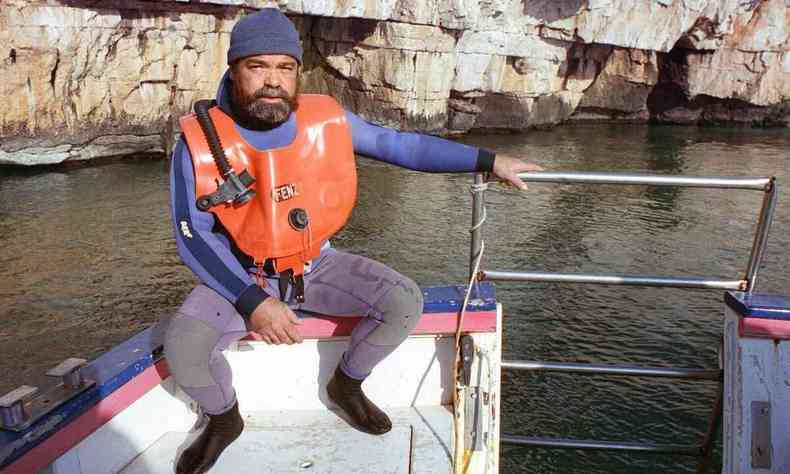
[165, 249, 422, 415]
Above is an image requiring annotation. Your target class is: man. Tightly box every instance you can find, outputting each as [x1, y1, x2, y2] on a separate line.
[166, 7, 541, 474]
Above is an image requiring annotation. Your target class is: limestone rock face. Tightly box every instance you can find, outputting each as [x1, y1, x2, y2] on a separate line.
[650, 0, 790, 125]
[685, 0, 789, 107]
[1, 1, 238, 165]
[304, 18, 457, 132]
[1, 0, 788, 165]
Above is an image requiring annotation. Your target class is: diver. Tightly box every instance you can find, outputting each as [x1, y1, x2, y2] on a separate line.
[165, 7, 541, 473]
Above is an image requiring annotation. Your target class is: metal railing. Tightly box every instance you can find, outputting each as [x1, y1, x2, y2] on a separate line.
[500, 361, 722, 380]
[473, 172, 777, 292]
[469, 171, 777, 473]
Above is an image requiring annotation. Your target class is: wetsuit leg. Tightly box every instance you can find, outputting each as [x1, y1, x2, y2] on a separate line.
[294, 249, 424, 433]
[165, 284, 249, 414]
[165, 284, 248, 473]
[297, 249, 424, 378]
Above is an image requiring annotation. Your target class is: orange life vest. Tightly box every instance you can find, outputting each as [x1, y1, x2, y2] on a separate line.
[180, 94, 357, 279]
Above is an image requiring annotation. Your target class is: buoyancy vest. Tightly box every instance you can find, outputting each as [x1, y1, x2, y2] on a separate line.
[180, 94, 357, 283]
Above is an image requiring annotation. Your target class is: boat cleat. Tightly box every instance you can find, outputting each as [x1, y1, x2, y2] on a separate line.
[0, 385, 39, 431]
[0, 358, 95, 432]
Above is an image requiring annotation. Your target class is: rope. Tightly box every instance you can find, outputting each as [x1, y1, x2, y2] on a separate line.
[468, 181, 488, 233]
[452, 180, 488, 473]
[455, 241, 484, 349]
[452, 240, 484, 474]
[457, 177, 488, 360]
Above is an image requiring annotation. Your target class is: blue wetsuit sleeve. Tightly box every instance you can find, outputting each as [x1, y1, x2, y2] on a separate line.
[169, 137, 271, 319]
[346, 111, 495, 172]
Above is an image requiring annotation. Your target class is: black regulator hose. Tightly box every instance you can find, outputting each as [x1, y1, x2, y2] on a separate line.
[191, 100, 256, 211]
[193, 99, 232, 176]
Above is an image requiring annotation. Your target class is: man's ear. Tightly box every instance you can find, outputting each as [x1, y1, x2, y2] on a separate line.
[228, 62, 238, 81]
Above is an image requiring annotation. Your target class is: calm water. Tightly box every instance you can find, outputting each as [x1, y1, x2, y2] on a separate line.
[1, 124, 788, 473]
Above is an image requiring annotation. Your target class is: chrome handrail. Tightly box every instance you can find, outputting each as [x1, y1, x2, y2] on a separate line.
[745, 178, 779, 291]
[510, 171, 771, 190]
[469, 173, 486, 280]
[470, 171, 778, 473]
[471, 171, 778, 293]
[501, 360, 722, 381]
[501, 435, 703, 456]
[482, 271, 746, 290]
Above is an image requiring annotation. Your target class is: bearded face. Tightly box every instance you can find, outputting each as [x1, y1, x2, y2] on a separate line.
[229, 54, 300, 129]
[231, 81, 299, 129]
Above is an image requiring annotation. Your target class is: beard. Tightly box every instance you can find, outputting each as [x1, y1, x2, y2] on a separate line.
[230, 82, 299, 130]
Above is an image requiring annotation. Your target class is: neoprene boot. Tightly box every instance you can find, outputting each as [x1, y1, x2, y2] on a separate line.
[327, 365, 392, 435]
[176, 401, 244, 474]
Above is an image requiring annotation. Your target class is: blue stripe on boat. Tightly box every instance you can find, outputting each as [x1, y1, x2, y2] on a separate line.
[725, 291, 790, 320]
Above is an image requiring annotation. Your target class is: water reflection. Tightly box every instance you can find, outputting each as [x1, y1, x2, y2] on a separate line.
[641, 126, 686, 218]
[1, 125, 788, 474]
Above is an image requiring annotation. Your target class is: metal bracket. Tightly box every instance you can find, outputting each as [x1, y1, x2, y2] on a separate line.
[458, 336, 484, 452]
[0, 358, 95, 432]
[463, 387, 484, 452]
[460, 336, 475, 386]
[751, 401, 771, 469]
[47, 358, 88, 388]
[0, 385, 39, 430]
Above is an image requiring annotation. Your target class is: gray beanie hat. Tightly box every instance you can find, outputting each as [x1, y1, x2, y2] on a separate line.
[227, 8, 303, 65]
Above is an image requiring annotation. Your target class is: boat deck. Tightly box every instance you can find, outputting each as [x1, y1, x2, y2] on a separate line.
[121, 406, 453, 474]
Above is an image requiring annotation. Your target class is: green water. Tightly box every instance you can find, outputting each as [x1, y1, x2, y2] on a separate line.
[1, 124, 788, 473]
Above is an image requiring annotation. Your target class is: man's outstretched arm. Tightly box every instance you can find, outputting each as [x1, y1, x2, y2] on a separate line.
[346, 111, 542, 186]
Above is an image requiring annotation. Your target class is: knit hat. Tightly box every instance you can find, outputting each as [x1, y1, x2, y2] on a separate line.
[227, 8, 303, 65]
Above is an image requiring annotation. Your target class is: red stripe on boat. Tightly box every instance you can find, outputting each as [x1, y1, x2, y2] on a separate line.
[740, 317, 790, 340]
[244, 310, 498, 340]
[3, 361, 171, 474]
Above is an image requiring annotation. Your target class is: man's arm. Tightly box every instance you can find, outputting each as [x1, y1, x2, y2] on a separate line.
[169, 138, 273, 319]
[346, 111, 494, 173]
[345, 111, 542, 186]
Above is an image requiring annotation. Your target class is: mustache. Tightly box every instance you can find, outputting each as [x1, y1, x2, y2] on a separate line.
[250, 86, 290, 101]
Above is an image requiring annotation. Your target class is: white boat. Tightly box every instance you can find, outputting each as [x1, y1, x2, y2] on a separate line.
[0, 284, 501, 474]
[2, 171, 789, 473]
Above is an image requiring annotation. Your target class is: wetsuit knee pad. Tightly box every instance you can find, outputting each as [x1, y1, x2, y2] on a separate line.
[367, 278, 424, 346]
[165, 314, 223, 389]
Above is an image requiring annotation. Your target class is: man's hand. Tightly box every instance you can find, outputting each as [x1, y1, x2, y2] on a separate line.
[249, 298, 303, 345]
[491, 154, 544, 191]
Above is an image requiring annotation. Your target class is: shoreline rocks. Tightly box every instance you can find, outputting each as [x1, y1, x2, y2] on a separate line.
[1, 0, 788, 166]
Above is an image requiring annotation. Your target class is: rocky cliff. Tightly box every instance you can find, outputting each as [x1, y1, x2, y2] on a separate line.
[1, 0, 788, 165]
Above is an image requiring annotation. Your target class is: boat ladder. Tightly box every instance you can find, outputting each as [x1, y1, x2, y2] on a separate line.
[467, 171, 778, 473]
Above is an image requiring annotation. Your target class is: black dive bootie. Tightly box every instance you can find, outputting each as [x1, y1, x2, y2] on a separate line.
[327, 366, 392, 435]
[176, 402, 244, 474]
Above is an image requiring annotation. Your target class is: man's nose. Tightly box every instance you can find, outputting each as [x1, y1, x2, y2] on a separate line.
[262, 69, 281, 87]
